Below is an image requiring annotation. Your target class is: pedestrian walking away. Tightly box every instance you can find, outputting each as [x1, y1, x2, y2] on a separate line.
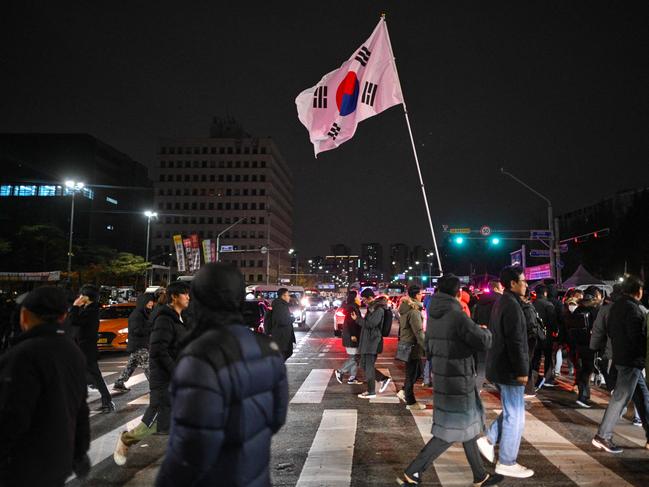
[113, 292, 156, 391]
[397, 274, 501, 487]
[0, 286, 90, 487]
[593, 275, 649, 453]
[265, 287, 296, 361]
[68, 284, 115, 413]
[351, 288, 391, 398]
[396, 285, 426, 409]
[471, 280, 503, 392]
[336, 290, 363, 385]
[154, 263, 288, 486]
[479, 265, 534, 479]
[113, 281, 191, 465]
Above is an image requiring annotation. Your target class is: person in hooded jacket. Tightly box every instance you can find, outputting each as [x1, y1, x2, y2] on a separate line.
[396, 285, 426, 410]
[397, 274, 500, 487]
[113, 281, 190, 465]
[472, 280, 503, 391]
[351, 288, 392, 398]
[335, 291, 362, 384]
[155, 263, 288, 487]
[520, 289, 545, 397]
[113, 293, 155, 391]
[0, 286, 90, 487]
[69, 284, 114, 413]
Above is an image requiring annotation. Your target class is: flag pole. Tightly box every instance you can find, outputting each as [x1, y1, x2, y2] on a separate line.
[381, 14, 444, 275]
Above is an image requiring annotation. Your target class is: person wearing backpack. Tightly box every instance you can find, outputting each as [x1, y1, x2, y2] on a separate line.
[567, 286, 602, 408]
[350, 288, 391, 399]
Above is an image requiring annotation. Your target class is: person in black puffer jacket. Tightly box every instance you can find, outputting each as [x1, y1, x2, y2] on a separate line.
[335, 291, 362, 384]
[155, 263, 288, 487]
[69, 284, 114, 413]
[113, 281, 191, 466]
[113, 293, 155, 391]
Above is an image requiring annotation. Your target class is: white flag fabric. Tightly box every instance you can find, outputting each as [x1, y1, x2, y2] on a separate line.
[295, 18, 404, 156]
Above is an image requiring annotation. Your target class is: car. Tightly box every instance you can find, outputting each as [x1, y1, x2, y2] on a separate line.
[97, 303, 135, 351]
[305, 296, 326, 311]
[289, 296, 307, 327]
[334, 306, 346, 337]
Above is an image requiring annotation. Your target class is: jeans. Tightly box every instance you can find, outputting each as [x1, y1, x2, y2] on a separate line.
[403, 357, 421, 405]
[486, 383, 525, 465]
[340, 348, 359, 378]
[423, 358, 433, 385]
[115, 348, 150, 385]
[405, 435, 487, 483]
[554, 346, 563, 375]
[597, 365, 649, 441]
[361, 353, 388, 394]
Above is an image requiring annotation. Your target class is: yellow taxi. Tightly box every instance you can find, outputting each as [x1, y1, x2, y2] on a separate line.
[97, 303, 135, 351]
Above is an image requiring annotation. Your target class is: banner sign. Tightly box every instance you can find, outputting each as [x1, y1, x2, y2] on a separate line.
[189, 234, 201, 272]
[202, 239, 212, 264]
[525, 263, 552, 281]
[183, 238, 193, 272]
[173, 235, 186, 272]
[0, 271, 61, 282]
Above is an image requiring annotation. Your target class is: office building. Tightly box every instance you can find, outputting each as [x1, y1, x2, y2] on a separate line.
[361, 242, 383, 280]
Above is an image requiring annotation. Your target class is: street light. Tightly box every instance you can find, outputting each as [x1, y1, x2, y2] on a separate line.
[288, 248, 298, 285]
[216, 216, 247, 262]
[144, 211, 158, 285]
[501, 167, 560, 284]
[64, 180, 85, 280]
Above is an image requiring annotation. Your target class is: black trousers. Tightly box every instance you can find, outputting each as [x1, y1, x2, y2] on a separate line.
[362, 353, 388, 394]
[403, 357, 421, 405]
[86, 356, 111, 405]
[525, 338, 538, 395]
[576, 345, 595, 401]
[405, 435, 487, 483]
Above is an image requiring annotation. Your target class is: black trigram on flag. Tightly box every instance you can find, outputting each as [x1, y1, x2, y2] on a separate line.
[361, 81, 378, 107]
[327, 123, 341, 140]
[355, 46, 371, 66]
[313, 86, 327, 109]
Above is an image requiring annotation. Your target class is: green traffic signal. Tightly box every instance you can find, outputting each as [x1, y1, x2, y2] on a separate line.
[453, 236, 464, 245]
[422, 276, 428, 282]
[490, 237, 501, 246]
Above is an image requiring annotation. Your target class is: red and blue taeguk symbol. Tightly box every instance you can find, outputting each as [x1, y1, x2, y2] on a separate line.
[336, 71, 359, 116]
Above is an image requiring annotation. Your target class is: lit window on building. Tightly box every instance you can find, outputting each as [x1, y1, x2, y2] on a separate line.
[16, 185, 37, 196]
[38, 185, 57, 196]
[0, 185, 13, 196]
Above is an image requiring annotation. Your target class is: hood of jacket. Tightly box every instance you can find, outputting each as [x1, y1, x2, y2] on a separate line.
[428, 293, 462, 319]
[368, 296, 388, 313]
[398, 297, 422, 315]
[150, 303, 182, 323]
[135, 293, 155, 313]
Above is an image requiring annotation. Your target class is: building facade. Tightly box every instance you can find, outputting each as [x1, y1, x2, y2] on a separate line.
[150, 120, 294, 284]
[361, 242, 384, 280]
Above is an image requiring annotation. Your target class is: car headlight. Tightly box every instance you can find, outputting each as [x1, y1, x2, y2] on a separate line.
[118, 328, 128, 334]
[300, 297, 309, 306]
[292, 310, 302, 318]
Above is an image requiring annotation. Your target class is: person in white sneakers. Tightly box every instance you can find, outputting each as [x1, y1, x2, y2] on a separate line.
[397, 274, 500, 486]
[478, 265, 534, 479]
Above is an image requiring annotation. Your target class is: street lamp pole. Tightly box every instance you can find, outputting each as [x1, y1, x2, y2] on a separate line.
[144, 211, 158, 286]
[65, 180, 85, 282]
[501, 167, 560, 285]
[216, 216, 247, 262]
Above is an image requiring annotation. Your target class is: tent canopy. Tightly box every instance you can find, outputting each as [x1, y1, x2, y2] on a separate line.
[562, 265, 605, 288]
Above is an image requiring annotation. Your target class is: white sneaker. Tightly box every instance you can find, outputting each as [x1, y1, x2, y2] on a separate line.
[406, 402, 426, 410]
[113, 434, 129, 466]
[397, 389, 406, 402]
[379, 377, 392, 393]
[495, 462, 534, 478]
[358, 392, 376, 399]
[477, 436, 495, 463]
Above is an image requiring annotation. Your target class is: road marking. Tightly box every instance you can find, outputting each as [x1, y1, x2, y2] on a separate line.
[88, 373, 148, 403]
[286, 362, 309, 365]
[523, 410, 633, 486]
[409, 409, 474, 485]
[296, 409, 357, 487]
[128, 393, 150, 405]
[370, 368, 399, 404]
[291, 369, 333, 404]
[572, 407, 647, 447]
[98, 361, 129, 364]
[66, 415, 143, 483]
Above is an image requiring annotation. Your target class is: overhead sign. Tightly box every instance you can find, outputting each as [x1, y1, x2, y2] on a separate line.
[529, 249, 550, 258]
[525, 263, 552, 281]
[220, 245, 234, 252]
[480, 225, 491, 236]
[449, 227, 471, 234]
[397, 273, 406, 280]
[260, 246, 268, 254]
[510, 249, 524, 266]
[530, 230, 552, 239]
[280, 278, 291, 283]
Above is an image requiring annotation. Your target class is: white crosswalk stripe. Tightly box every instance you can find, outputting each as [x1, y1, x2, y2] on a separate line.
[296, 409, 357, 487]
[87, 373, 148, 403]
[290, 369, 333, 404]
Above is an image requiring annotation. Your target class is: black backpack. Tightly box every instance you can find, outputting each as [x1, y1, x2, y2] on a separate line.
[381, 307, 393, 337]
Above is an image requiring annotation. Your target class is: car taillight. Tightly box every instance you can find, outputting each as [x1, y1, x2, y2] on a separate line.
[335, 310, 345, 317]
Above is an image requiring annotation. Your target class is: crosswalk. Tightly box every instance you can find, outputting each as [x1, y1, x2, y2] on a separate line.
[80, 321, 649, 487]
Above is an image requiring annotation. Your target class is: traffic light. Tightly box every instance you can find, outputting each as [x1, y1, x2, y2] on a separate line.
[421, 276, 428, 282]
[453, 236, 465, 245]
[489, 236, 501, 246]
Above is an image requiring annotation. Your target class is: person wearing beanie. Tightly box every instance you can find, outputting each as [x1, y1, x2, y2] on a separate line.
[113, 280, 191, 465]
[154, 263, 288, 486]
[69, 284, 114, 413]
[0, 286, 91, 486]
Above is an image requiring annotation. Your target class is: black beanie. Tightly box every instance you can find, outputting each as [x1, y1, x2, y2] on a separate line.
[22, 286, 68, 318]
[190, 263, 245, 312]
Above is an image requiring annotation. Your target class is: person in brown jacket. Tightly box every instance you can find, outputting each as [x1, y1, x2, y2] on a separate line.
[396, 285, 426, 410]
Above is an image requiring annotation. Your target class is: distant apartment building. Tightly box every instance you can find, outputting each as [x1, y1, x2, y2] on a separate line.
[361, 242, 384, 280]
[324, 254, 360, 285]
[390, 243, 409, 275]
[150, 118, 294, 284]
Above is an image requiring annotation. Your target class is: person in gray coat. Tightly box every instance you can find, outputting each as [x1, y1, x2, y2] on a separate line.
[397, 274, 501, 487]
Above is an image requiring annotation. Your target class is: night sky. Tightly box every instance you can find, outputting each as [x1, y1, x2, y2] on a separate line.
[2, 2, 648, 263]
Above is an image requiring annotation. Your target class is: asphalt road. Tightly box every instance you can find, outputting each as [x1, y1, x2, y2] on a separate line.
[74, 310, 649, 486]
